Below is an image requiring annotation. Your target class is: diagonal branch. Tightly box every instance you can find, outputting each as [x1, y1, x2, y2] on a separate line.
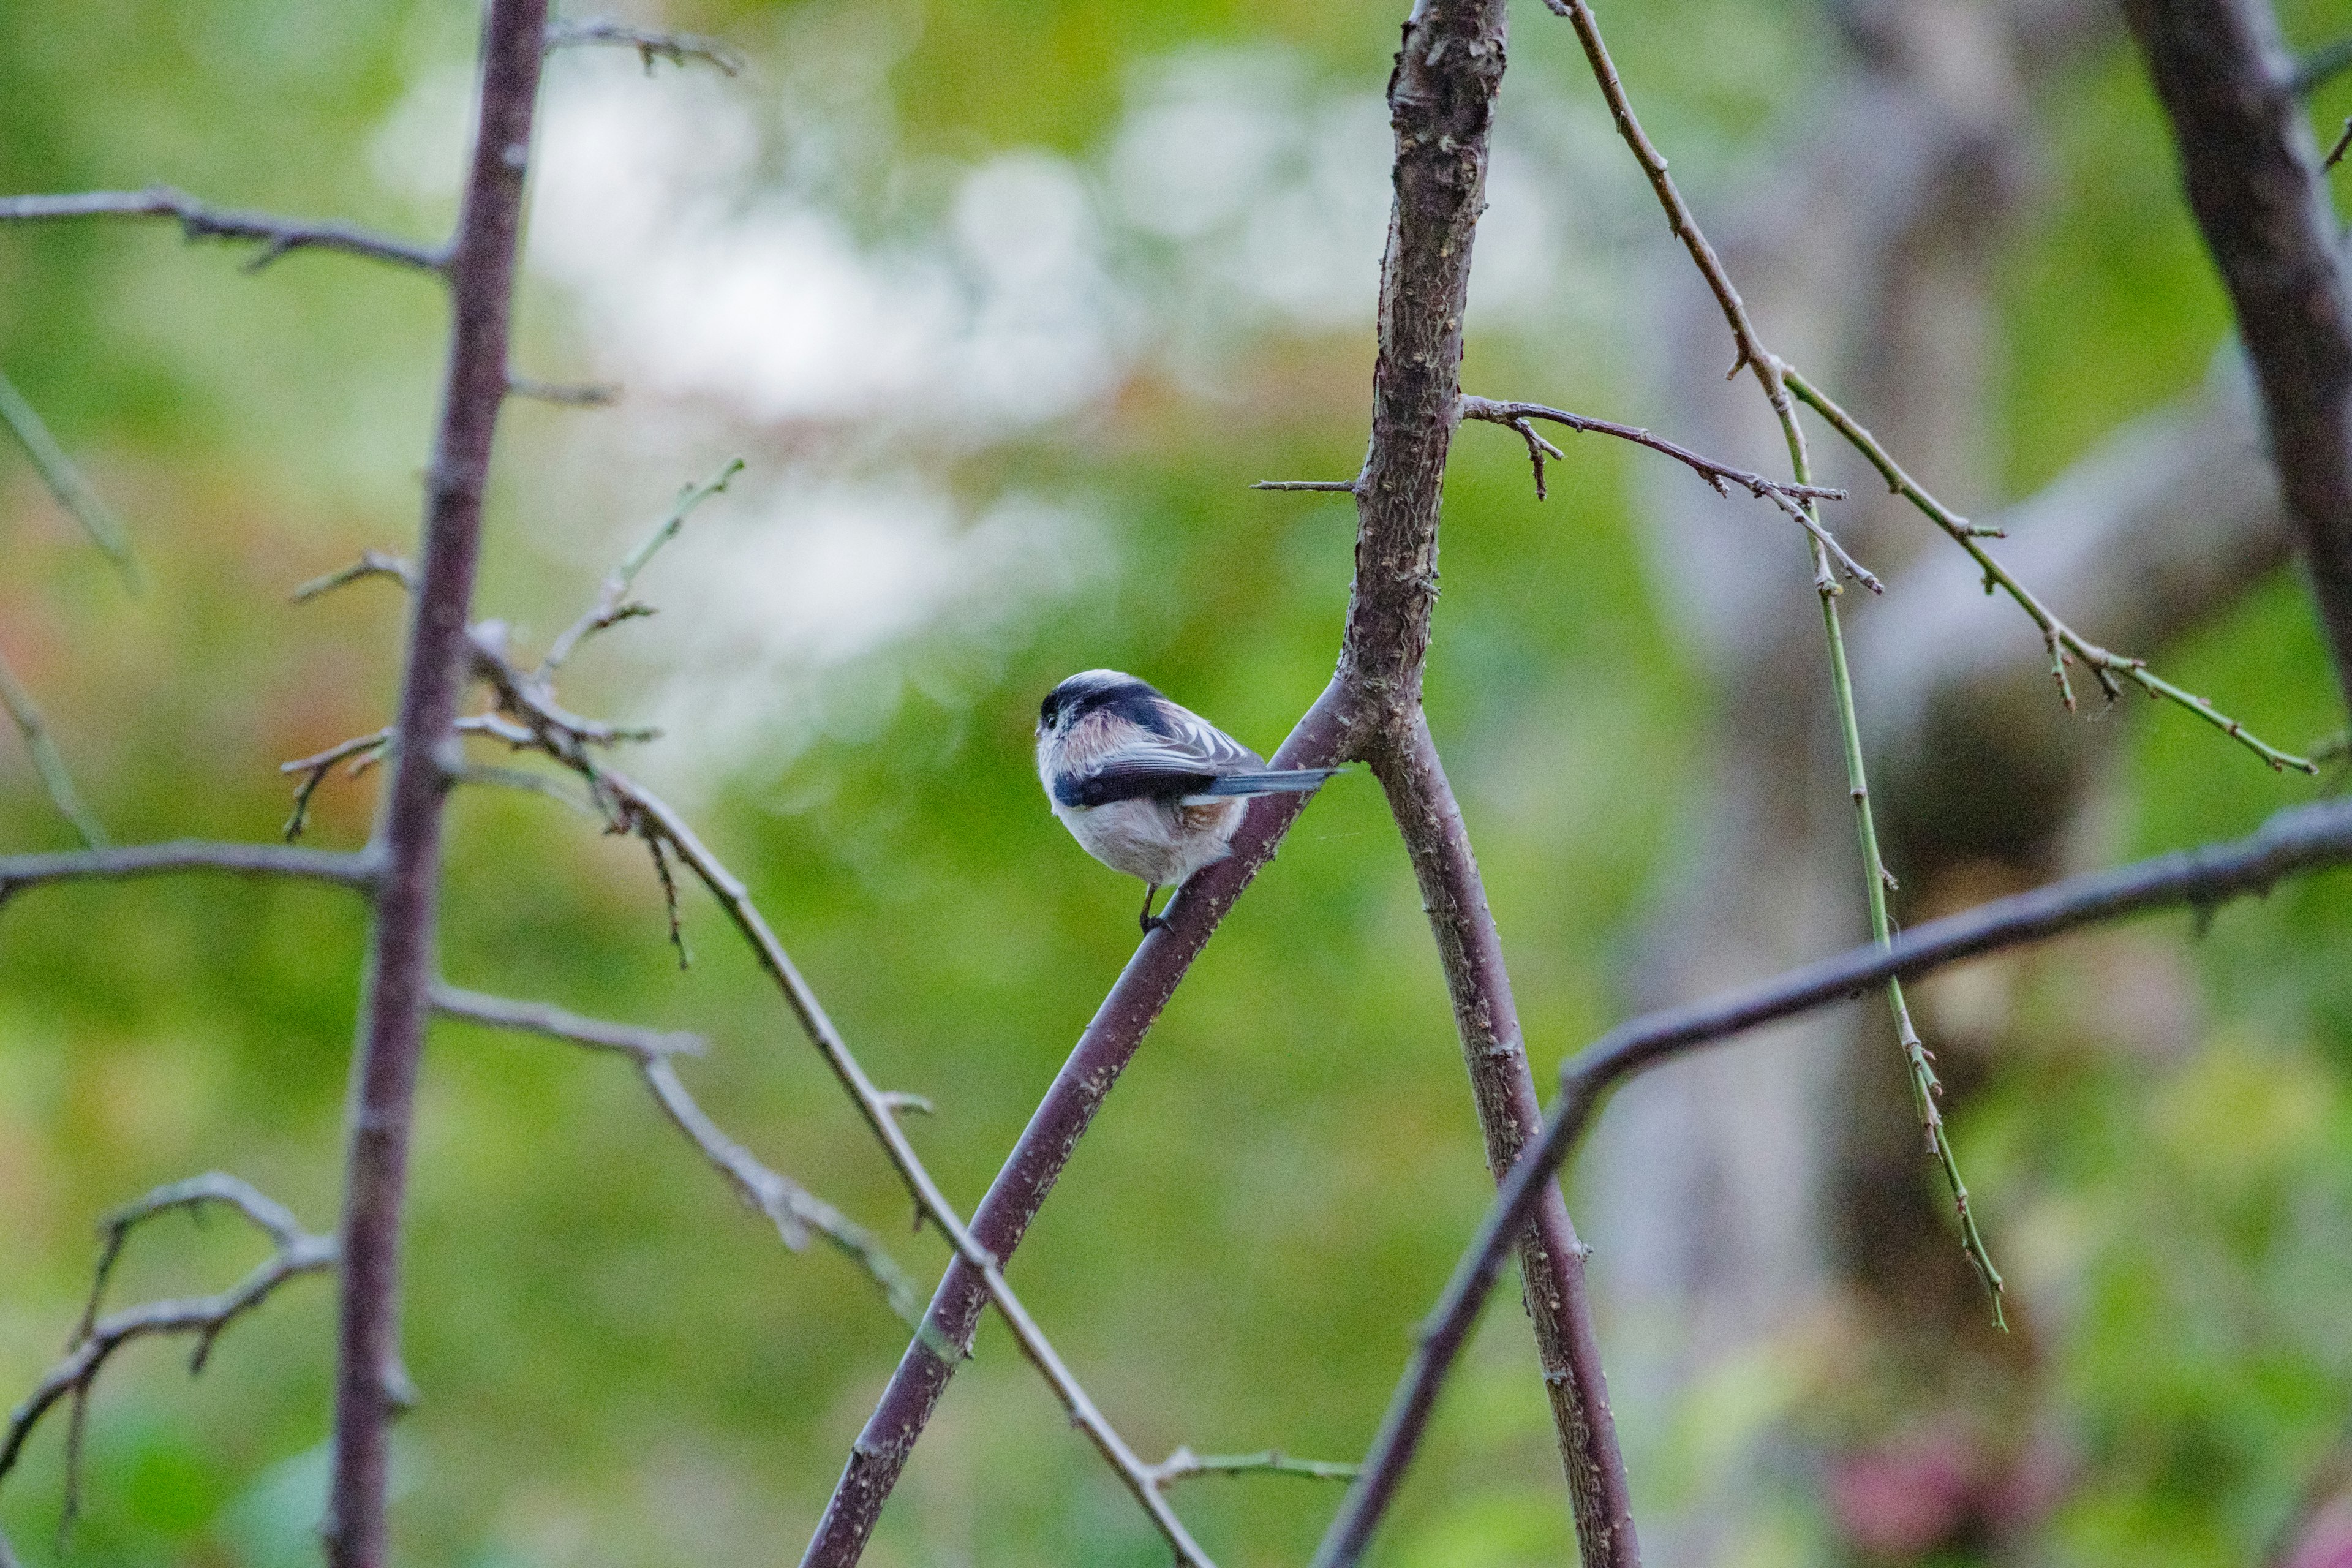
[0, 641, 108, 847]
[0, 366, 136, 583]
[0, 1175, 336, 1526]
[428, 983, 929, 1325]
[0, 188, 447, 273]
[538, 457, 742, 679]
[1319, 793, 2352, 1567]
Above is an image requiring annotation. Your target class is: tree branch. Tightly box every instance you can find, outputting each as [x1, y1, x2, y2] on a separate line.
[1317, 794, 2352, 1566]
[544, 18, 745, 75]
[0, 1175, 336, 1527]
[324, 6, 547, 1565]
[0, 188, 447, 273]
[428, 984, 931, 1327]
[2124, 0, 2352, 713]
[0, 840, 378, 905]
[1142, 1447, 1362, 1490]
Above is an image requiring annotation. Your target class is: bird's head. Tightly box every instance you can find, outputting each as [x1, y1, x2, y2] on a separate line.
[1038, 669, 1157, 739]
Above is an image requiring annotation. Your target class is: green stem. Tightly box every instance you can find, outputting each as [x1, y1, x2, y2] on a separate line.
[1780, 375, 2006, 1327]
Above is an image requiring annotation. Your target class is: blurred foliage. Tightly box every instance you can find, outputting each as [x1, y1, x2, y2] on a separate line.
[4, 2, 2352, 1567]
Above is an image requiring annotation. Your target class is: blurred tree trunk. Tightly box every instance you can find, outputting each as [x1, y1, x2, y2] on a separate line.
[1586, 0, 2292, 1556]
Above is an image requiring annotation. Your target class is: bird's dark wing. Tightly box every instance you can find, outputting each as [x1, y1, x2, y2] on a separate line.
[1052, 761, 1219, 809]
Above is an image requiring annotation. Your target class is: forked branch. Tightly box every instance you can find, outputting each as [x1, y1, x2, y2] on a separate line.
[0, 1176, 336, 1528]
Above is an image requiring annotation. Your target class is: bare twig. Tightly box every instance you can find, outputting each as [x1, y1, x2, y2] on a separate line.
[1251, 480, 1359, 492]
[1319, 794, 2352, 1567]
[0, 188, 446, 273]
[428, 984, 930, 1325]
[538, 457, 742, 679]
[1142, 1447, 1361, 1490]
[2327, 119, 2352, 170]
[0, 366, 135, 582]
[0, 1175, 336, 1523]
[0, 840, 377, 906]
[506, 374, 620, 407]
[545, 17, 745, 75]
[290, 551, 415, 605]
[2125, 0, 2352, 712]
[325, 6, 548, 1566]
[281, 729, 394, 842]
[0, 641, 108, 846]
[1458, 394, 1844, 505]
[1784, 368, 2315, 770]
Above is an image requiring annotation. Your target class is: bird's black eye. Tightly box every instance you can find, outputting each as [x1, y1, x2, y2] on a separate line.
[1039, 694, 1060, 729]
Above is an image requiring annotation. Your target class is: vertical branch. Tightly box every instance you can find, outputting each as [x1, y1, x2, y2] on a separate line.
[2124, 0, 2352, 710]
[323, 4, 548, 1566]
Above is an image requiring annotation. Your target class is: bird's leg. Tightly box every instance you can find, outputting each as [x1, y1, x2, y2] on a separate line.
[1138, 883, 1165, 934]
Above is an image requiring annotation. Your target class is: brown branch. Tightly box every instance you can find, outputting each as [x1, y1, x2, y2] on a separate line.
[2124, 0, 2352, 713]
[324, 5, 547, 1565]
[544, 17, 745, 75]
[0, 1176, 336, 1526]
[1318, 793, 2352, 1566]
[805, 4, 1638, 1563]
[0, 188, 446, 273]
[428, 984, 930, 1325]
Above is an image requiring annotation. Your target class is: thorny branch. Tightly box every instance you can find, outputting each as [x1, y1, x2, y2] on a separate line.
[0, 1176, 336, 1530]
[428, 984, 928, 1326]
[1317, 794, 2352, 1567]
[544, 17, 746, 75]
[1784, 368, 2315, 770]
[0, 189, 446, 274]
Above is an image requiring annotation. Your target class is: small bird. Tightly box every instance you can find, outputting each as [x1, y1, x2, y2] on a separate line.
[1036, 669, 1340, 933]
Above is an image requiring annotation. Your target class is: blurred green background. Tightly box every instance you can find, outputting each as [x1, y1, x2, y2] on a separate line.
[6, 1, 2352, 1565]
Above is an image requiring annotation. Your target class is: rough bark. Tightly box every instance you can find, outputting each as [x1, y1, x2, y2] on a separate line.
[323, 4, 548, 1564]
[2124, 0, 2352, 710]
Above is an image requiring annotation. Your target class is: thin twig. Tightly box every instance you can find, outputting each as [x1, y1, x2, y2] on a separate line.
[0, 641, 108, 846]
[0, 366, 136, 583]
[1319, 793, 2352, 1568]
[1251, 480, 1359, 492]
[428, 984, 930, 1326]
[539, 457, 742, 679]
[0, 840, 378, 906]
[1784, 366, 2315, 771]
[1143, 1447, 1362, 1490]
[545, 17, 746, 75]
[0, 188, 447, 273]
[2328, 118, 2352, 170]
[0, 1175, 336, 1518]
[506, 374, 620, 407]
[281, 729, 393, 842]
[290, 550, 415, 604]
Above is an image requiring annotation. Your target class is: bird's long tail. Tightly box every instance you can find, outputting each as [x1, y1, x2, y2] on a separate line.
[1186, 767, 1342, 801]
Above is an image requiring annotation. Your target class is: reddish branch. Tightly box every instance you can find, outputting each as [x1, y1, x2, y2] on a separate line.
[1316, 793, 2352, 1565]
[2123, 0, 2352, 712]
[802, 3, 1635, 1564]
[323, 4, 548, 1566]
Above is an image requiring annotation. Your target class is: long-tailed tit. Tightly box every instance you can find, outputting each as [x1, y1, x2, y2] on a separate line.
[1036, 669, 1340, 932]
